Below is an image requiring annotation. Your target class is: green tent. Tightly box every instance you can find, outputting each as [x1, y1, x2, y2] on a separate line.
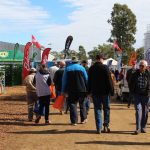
[0, 50, 24, 62]
[0, 50, 24, 86]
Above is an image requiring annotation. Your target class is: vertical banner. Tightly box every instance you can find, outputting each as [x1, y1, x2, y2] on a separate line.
[22, 42, 32, 80]
[117, 55, 122, 71]
[64, 35, 73, 59]
[41, 48, 51, 64]
[13, 43, 19, 60]
[128, 51, 137, 66]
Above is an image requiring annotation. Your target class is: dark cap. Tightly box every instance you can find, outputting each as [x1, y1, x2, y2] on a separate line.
[96, 53, 105, 60]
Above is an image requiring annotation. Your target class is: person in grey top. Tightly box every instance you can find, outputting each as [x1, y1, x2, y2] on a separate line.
[35, 63, 51, 124]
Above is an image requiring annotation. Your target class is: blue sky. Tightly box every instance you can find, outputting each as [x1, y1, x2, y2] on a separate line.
[0, 0, 150, 52]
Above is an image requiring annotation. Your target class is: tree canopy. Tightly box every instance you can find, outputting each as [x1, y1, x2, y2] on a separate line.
[108, 3, 137, 64]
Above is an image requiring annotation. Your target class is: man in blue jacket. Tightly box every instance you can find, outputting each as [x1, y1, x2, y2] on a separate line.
[61, 56, 88, 125]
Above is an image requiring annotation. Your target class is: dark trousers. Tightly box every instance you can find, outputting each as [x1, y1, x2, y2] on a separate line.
[134, 94, 149, 130]
[128, 92, 134, 106]
[38, 95, 50, 121]
[68, 94, 87, 124]
[27, 91, 38, 120]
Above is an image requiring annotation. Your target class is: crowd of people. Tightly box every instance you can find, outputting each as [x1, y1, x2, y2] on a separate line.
[24, 54, 150, 135]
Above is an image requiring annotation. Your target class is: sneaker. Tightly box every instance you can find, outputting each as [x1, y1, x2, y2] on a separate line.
[96, 129, 102, 134]
[103, 126, 110, 133]
[135, 129, 141, 135]
[60, 110, 64, 115]
[141, 128, 146, 133]
[71, 123, 77, 126]
[45, 120, 52, 124]
[35, 116, 41, 124]
[81, 119, 88, 124]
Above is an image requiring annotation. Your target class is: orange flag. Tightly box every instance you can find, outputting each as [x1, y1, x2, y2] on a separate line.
[53, 95, 65, 110]
[128, 51, 137, 66]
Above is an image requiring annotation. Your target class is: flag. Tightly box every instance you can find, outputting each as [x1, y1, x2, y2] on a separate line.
[13, 43, 19, 59]
[32, 35, 41, 49]
[41, 48, 51, 64]
[114, 40, 122, 52]
[64, 35, 73, 58]
[22, 42, 32, 80]
[128, 51, 137, 66]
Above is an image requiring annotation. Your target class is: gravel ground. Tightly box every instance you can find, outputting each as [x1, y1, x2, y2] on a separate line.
[0, 86, 150, 150]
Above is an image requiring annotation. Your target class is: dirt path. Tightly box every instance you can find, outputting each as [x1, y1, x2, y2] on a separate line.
[0, 86, 150, 150]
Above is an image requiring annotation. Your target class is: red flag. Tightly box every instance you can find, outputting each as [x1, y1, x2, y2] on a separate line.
[32, 35, 41, 49]
[22, 42, 32, 80]
[114, 40, 122, 52]
[41, 48, 51, 64]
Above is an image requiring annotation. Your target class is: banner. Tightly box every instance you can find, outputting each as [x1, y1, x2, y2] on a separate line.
[13, 43, 19, 60]
[128, 51, 137, 66]
[64, 35, 73, 58]
[32, 35, 41, 49]
[22, 42, 32, 80]
[41, 48, 51, 64]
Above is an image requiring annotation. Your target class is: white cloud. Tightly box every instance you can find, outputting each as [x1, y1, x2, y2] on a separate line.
[0, 0, 49, 31]
[1, 0, 150, 52]
[41, 0, 150, 51]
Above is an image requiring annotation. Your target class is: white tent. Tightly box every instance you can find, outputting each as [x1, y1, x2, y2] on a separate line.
[103, 58, 118, 66]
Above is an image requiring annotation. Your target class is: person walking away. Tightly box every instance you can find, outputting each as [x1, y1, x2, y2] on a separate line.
[130, 60, 150, 134]
[35, 63, 51, 124]
[23, 68, 37, 121]
[61, 56, 88, 125]
[126, 61, 136, 108]
[53, 61, 67, 114]
[88, 54, 114, 134]
[49, 61, 59, 102]
[81, 60, 90, 115]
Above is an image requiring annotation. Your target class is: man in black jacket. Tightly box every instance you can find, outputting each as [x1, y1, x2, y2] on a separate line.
[88, 54, 114, 134]
[130, 60, 150, 134]
[126, 61, 136, 108]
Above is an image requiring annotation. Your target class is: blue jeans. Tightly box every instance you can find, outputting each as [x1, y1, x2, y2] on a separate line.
[68, 94, 87, 124]
[84, 98, 90, 114]
[134, 94, 149, 130]
[92, 95, 110, 131]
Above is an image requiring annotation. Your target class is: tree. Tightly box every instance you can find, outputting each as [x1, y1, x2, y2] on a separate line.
[78, 45, 87, 61]
[88, 44, 114, 61]
[108, 3, 137, 64]
[136, 47, 144, 61]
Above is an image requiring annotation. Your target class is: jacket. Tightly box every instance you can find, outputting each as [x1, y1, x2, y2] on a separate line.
[130, 69, 150, 96]
[61, 63, 88, 94]
[23, 73, 36, 93]
[88, 62, 114, 96]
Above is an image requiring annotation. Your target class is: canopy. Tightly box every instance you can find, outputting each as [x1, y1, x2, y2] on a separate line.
[103, 58, 118, 66]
